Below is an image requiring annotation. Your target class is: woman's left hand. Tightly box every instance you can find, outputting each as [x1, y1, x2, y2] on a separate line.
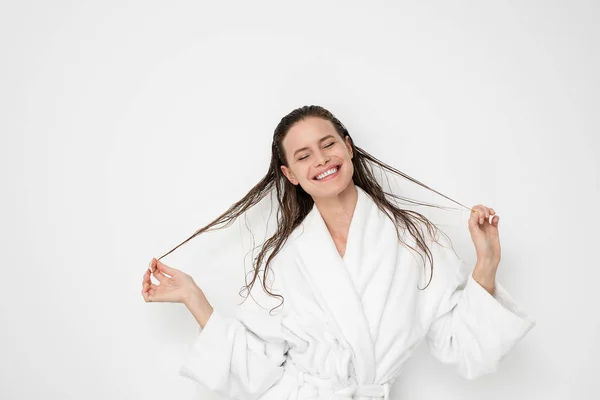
[469, 205, 501, 268]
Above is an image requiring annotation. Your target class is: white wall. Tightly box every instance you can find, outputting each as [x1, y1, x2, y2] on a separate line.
[1, 1, 598, 399]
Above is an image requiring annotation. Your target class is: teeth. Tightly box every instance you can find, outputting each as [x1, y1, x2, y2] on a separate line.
[316, 167, 338, 180]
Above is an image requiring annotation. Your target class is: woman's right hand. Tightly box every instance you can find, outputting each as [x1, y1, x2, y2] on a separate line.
[141, 258, 198, 304]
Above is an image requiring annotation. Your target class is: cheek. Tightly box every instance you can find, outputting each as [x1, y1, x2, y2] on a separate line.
[299, 167, 312, 182]
[290, 166, 308, 182]
[344, 163, 352, 178]
[343, 161, 354, 179]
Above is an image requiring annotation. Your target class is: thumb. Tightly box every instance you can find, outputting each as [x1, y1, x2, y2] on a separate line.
[156, 259, 177, 276]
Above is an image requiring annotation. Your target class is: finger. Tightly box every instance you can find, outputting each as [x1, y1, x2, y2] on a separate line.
[144, 290, 157, 302]
[142, 286, 152, 302]
[476, 205, 490, 221]
[152, 269, 167, 283]
[148, 258, 157, 273]
[156, 259, 177, 276]
[474, 205, 490, 224]
[142, 270, 156, 289]
[142, 270, 151, 289]
[142, 281, 158, 294]
[469, 209, 481, 229]
[491, 215, 500, 227]
[143, 279, 158, 290]
[470, 208, 479, 220]
[142, 269, 148, 282]
[482, 206, 490, 220]
[142, 284, 159, 301]
[471, 206, 485, 224]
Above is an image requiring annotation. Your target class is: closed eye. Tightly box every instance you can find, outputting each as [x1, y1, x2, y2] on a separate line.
[298, 142, 335, 161]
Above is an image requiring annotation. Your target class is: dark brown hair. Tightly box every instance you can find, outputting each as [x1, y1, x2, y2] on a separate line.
[157, 105, 471, 313]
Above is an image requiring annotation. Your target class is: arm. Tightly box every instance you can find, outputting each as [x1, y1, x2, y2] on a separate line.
[179, 275, 289, 400]
[424, 244, 536, 380]
[184, 285, 214, 329]
[143, 259, 287, 398]
[472, 260, 497, 295]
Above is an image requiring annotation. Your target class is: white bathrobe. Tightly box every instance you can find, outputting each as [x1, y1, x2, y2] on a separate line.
[179, 186, 536, 400]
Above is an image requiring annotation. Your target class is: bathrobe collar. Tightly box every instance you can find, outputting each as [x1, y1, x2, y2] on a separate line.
[291, 185, 376, 384]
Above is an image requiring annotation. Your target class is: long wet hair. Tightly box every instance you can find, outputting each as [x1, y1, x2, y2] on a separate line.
[157, 105, 471, 313]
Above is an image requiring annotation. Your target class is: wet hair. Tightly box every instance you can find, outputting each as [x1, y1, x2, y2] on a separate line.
[157, 105, 471, 313]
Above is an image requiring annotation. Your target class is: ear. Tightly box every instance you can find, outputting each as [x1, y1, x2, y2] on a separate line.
[280, 165, 299, 185]
[345, 135, 353, 159]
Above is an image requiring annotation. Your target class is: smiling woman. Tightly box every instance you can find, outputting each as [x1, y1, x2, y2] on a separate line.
[280, 121, 354, 198]
[142, 105, 535, 400]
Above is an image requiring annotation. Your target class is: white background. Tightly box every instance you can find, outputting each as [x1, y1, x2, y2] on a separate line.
[1, 1, 598, 399]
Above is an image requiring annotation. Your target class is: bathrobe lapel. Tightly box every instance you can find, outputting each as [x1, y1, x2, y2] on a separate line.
[291, 186, 376, 384]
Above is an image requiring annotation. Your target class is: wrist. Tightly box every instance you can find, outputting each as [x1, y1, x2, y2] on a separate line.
[183, 284, 202, 307]
[184, 286, 214, 329]
[472, 268, 496, 295]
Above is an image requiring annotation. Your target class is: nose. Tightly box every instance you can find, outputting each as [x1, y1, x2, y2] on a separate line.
[316, 151, 330, 166]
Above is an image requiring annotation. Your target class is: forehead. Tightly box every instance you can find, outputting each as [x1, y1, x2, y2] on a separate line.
[282, 117, 338, 151]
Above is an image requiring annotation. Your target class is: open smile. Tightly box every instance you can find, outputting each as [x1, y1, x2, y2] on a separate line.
[313, 164, 341, 181]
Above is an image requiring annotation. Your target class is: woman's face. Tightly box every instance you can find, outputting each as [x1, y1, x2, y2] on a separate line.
[280, 117, 354, 199]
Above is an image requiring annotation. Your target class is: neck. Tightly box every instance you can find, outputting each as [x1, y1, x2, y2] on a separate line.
[313, 182, 358, 237]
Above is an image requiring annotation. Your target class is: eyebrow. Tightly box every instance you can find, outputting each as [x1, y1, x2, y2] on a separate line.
[292, 135, 336, 158]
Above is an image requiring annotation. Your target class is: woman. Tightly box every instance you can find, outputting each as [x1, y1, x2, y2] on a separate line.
[141, 105, 535, 400]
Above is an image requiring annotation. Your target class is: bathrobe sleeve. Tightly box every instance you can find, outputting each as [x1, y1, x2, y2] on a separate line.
[179, 273, 289, 400]
[424, 242, 536, 380]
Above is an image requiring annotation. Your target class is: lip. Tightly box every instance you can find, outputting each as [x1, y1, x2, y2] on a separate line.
[313, 164, 341, 181]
